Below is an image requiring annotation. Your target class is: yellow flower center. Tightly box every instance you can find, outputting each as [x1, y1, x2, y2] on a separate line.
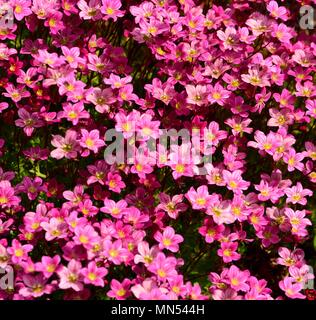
[88, 272, 97, 281]
[79, 235, 89, 244]
[109, 249, 118, 257]
[175, 164, 185, 173]
[157, 269, 166, 278]
[0, 196, 8, 204]
[196, 198, 206, 206]
[15, 249, 23, 257]
[162, 238, 172, 246]
[85, 138, 94, 148]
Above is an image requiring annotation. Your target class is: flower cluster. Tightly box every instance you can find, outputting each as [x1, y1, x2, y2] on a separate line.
[0, 0, 315, 300]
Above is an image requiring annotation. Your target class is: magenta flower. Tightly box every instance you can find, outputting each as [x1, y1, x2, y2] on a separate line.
[148, 253, 178, 281]
[16, 176, 44, 200]
[81, 261, 108, 287]
[267, 1, 288, 21]
[59, 102, 90, 125]
[0, 181, 20, 209]
[105, 172, 126, 193]
[222, 170, 250, 194]
[218, 242, 241, 263]
[101, 0, 124, 21]
[35, 255, 61, 278]
[74, 225, 99, 249]
[285, 183, 312, 205]
[279, 277, 305, 299]
[103, 240, 128, 265]
[226, 265, 250, 292]
[185, 185, 213, 210]
[208, 83, 230, 106]
[107, 279, 131, 300]
[283, 148, 305, 172]
[80, 129, 105, 155]
[12, 0, 32, 21]
[154, 227, 184, 253]
[156, 193, 187, 219]
[15, 108, 44, 136]
[8, 239, 33, 264]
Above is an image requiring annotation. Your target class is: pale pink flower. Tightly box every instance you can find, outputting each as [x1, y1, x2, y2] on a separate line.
[57, 259, 83, 292]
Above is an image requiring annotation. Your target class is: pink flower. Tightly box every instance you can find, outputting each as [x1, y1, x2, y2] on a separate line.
[277, 247, 305, 267]
[19, 274, 54, 298]
[59, 102, 90, 125]
[283, 148, 305, 172]
[134, 241, 159, 266]
[101, 0, 124, 21]
[40, 218, 68, 241]
[107, 279, 131, 300]
[185, 84, 208, 106]
[61, 46, 84, 69]
[218, 242, 241, 263]
[57, 259, 83, 292]
[0, 102, 8, 113]
[51, 130, 81, 159]
[35, 255, 61, 278]
[101, 199, 128, 219]
[279, 277, 305, 299]
[208, 83, 230, 106]
[284, 208, 311, 237]
[226, 265, 250, 292]
[256, 225, 280, 247]
[305, 100, 316, 119]
[289, 265, 314, 285]
[81, 261, 108, 286]
[15, 108, 44, 136]
[241, 67, 270, 87]
[103, 239, 129, 265]
[0, 181, 20, 208]
[105, 172, 126, 193]
[272, 23, 293, 43]
[45, 11, 65, 34]
[78, 0, 103, 20]
[78, 199, 99, 217]
[248, 130, 279, 155]
[285, 183, 313, 205]
[154, 227, 184, 253]
[217, 27, 240, 50]
[16, 176, 43, 200]
[225, 116, 253, 136]
[12, 0, 32, 21]
[74, 225, 99, 249]
[267, 1, 288, 21]
[86, 88, 115, 113]
[115, 111, 138, 138]
[222, 170, 250, 193]
[87, 160, 108, 185]
[80, 129, 105, 155]
[199, 219, 224, 243]
[8, 239, 33, 264]
[148, 252, 178, 281]
[23, 146, 49, 161]
[156, 193, 187, 219]
[104, 74, 132, 89]
[185, 185, 212, 210]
